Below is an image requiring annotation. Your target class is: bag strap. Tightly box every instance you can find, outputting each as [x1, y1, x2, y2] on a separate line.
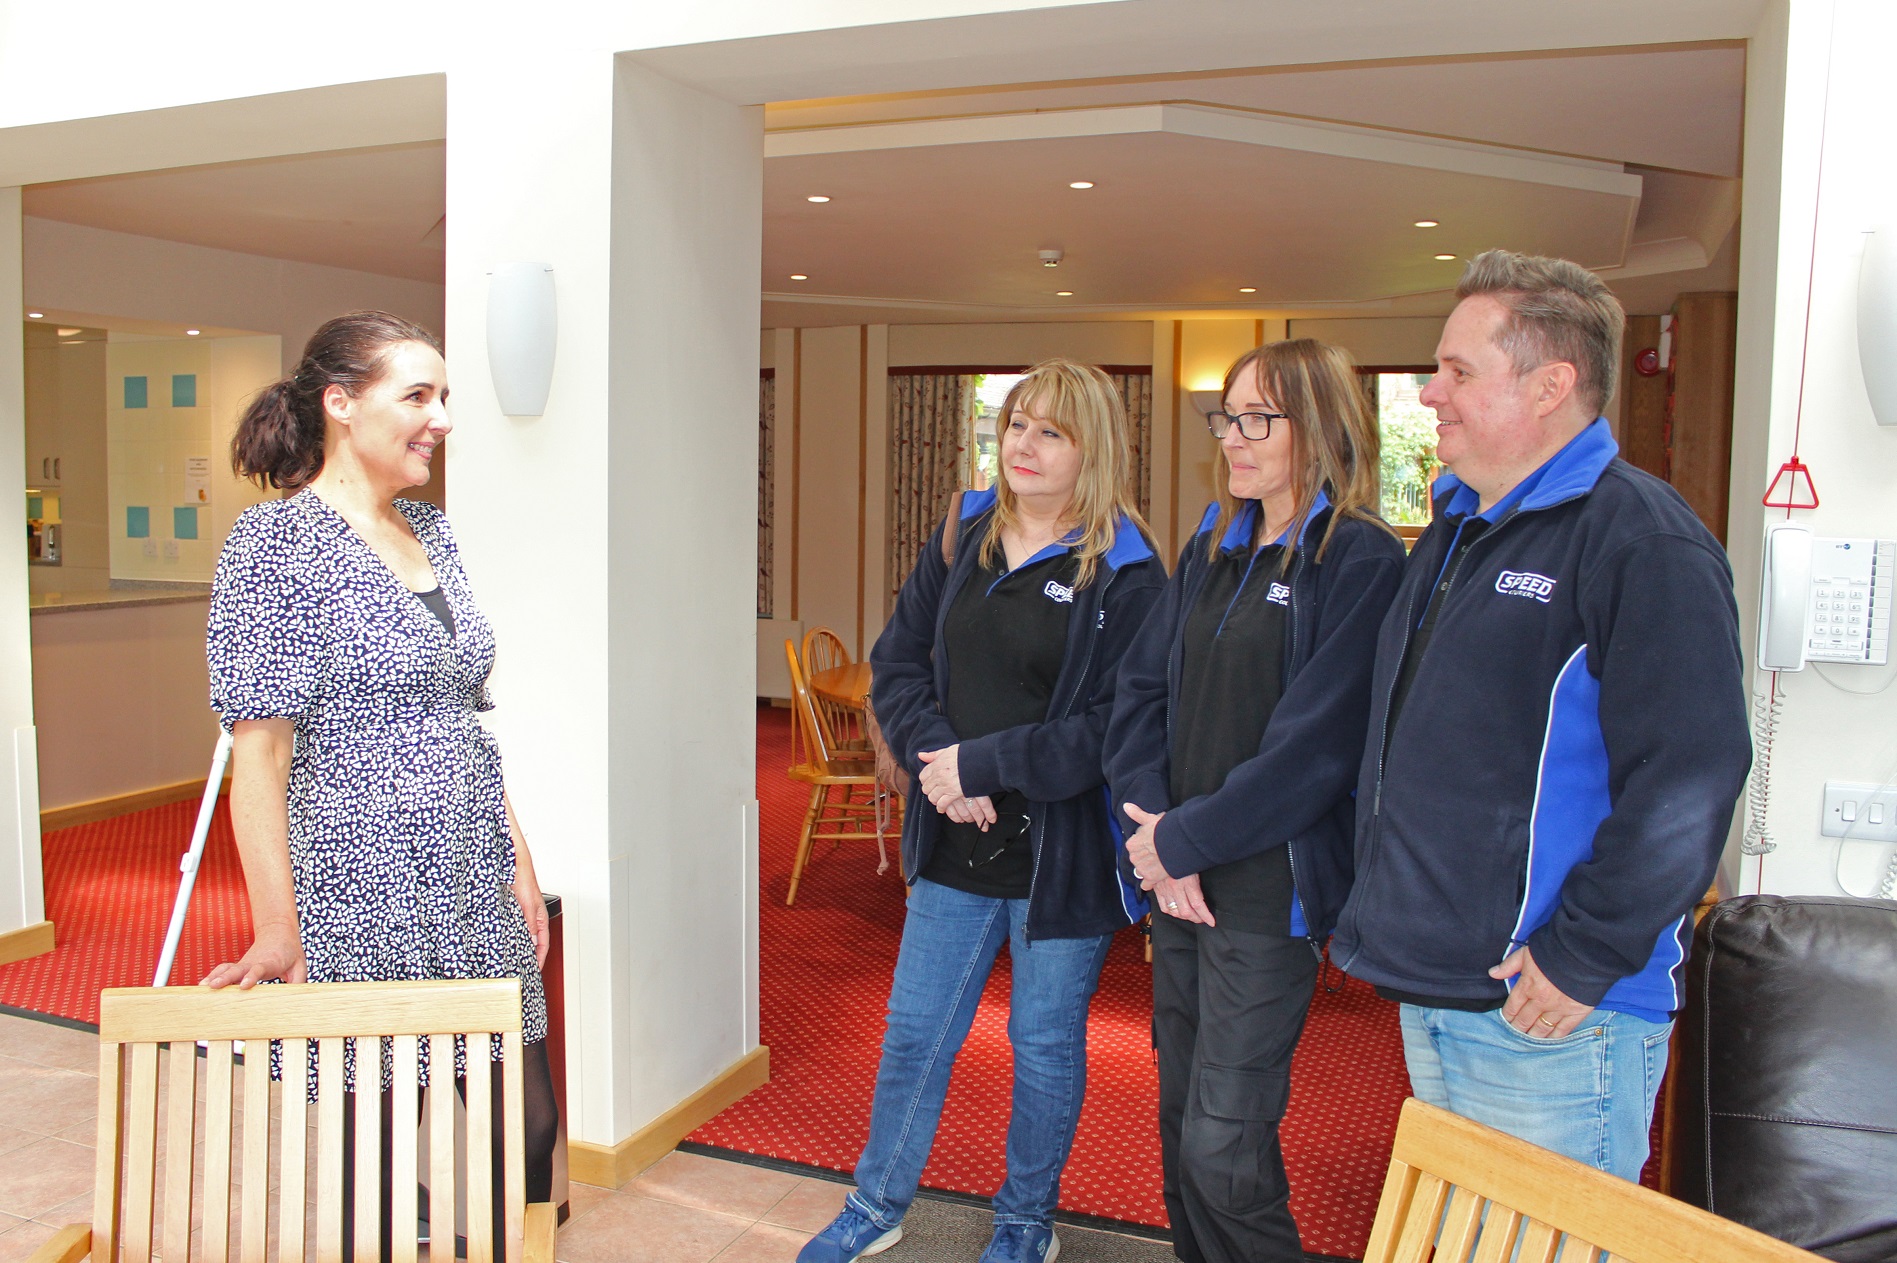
[941, 490, 966, 568]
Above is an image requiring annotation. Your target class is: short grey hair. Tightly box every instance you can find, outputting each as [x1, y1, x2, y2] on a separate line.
[1456, 250, 1624, 416]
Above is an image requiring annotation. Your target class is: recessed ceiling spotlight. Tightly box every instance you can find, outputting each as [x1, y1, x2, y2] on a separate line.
[1055, 291, 1075, 297]
[26, 311, 43, 319]
[186, 329, 201, 336]
[806, 195, 831, 203]
[789, 274, 809, 281]
[57, 328, 81, 337]
[1238, 287, 1257, 294]
[1414, 219, 1441, 228]
[1434, 253, 1458, 261]
[1068, 181, 1095, 190]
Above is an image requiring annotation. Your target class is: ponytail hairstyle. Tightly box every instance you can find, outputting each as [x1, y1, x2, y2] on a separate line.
[1208, 339, 1395, 565]
[978, 358, 1150, 589]
[231, 311, 444, 490]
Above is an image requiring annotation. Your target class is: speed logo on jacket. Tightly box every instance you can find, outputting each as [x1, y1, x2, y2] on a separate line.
[1043, 579, 1076, 603]
[1267, 582, 1292, 605]
[1494, 570, 1556, 603]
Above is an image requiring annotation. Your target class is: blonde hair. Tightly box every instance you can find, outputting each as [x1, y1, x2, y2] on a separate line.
[1209, 339, 1394, 564]
[980, 358, 1149, 588]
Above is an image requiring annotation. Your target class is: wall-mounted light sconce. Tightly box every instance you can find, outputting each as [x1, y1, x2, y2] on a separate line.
[1188, 390, 1223, 417]
[487, 262, 557, 417]
[1858, 225, 1897, 427]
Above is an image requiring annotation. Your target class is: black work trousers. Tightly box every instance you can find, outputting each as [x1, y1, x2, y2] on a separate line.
[1152, 914, 1318, 1263]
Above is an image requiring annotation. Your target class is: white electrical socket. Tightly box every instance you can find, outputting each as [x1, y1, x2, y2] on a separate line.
[162, 540, 178, 560]
[1821, 781, 1897, 842]
[141, 539, 156, 558]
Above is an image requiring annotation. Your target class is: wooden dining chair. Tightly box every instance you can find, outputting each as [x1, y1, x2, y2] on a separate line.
[1364, 1097, 1820, 1263]
[784, 641, 900, 906]
[30, 978, 555, 1263]
[800, 626, 868, 752]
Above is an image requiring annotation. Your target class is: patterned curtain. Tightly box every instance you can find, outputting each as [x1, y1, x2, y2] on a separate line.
[886, 373, 974, 615]
[1111, 370, 1154, 519]
[758, 373, 775, 618]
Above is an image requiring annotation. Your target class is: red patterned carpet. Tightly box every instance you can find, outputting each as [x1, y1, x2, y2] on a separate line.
[688, 704, 1412, 1259]
[0, 796, 252, 1021]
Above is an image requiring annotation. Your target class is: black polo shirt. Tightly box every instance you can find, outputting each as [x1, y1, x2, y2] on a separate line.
[1169, 541, 1296, 932]
[924, 544, 1079, 899]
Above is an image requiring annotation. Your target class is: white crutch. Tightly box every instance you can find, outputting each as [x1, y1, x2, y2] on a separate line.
[152, 729, 235, 987]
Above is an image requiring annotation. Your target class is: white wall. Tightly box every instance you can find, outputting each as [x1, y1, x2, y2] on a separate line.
[0, 187, 47, 934]
[1728, 0, 1897, 900]
[30, 600, 221, 809]
[1289, 317, 1442, 368]
[23, 217, 444, 374]
[442, 34, 763, 1153]
[103, 335, 276, 583]
[887, 320, 1151, 367]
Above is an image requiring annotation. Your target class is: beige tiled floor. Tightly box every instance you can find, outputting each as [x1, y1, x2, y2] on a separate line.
[0, 1011, 848, 1263]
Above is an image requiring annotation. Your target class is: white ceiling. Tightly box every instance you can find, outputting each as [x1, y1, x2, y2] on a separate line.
[763, 118, 1642, 308]
[767, 45, 1746, 178]
[18, 43, 1745, 322]
[23, 143, 445, 282]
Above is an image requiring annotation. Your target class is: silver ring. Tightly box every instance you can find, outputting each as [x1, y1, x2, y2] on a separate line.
[1133, 868, 1143, 880]
[1167, 901, 1179, 910]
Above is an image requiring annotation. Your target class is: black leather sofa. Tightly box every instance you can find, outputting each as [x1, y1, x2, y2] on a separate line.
[1670, 895, 1897, 1262]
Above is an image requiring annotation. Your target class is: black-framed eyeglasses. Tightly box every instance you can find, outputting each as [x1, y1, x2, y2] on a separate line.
[1207, 410, 1288, 441]
[969, 814, 1033, 869]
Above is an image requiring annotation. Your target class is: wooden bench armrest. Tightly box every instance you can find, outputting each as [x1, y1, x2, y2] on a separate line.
[27, 1225, 91, 1263]
[525, 1201, 557, 1263]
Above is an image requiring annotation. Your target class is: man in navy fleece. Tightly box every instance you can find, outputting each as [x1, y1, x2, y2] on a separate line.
[1329, 250, 1751, 1180]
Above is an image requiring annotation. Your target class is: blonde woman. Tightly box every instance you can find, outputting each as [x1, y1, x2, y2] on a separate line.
[1107, 340, 1404, 1263]
[799, 360, 1163, 1263]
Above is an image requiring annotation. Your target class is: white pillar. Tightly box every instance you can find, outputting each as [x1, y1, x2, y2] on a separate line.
[0, 188, 47, 939]
[444, 43, 762, 1167]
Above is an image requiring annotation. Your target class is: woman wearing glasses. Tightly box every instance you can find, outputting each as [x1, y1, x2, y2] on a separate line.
[799, 360, 1163, 1263]
[1107, 341, 1404, 1263]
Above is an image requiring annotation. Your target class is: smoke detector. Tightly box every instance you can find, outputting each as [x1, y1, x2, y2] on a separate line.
[1039, 249, 1064, 268]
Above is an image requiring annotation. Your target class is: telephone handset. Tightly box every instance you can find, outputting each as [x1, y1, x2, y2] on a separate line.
[1758, 522, 1895, 671]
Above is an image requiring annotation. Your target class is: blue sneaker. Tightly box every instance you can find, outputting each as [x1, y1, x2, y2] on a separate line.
[796, 1206, 903, 1263]
[979, 1223, 1060, 1263]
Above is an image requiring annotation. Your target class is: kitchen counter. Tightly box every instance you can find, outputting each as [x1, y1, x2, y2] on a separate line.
[30, 585, 211, 615]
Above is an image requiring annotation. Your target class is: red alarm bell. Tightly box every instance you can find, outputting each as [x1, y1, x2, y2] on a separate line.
[1634, 347, 1662, 377]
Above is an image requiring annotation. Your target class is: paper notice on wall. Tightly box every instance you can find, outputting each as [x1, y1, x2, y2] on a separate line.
[184, 456, 212, 505]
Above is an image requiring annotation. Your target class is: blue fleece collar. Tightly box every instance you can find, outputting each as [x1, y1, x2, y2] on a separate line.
[1433, 418, 1618, 522]
[958, 487, 1153, 572]
[1203, 488, 1334, 553]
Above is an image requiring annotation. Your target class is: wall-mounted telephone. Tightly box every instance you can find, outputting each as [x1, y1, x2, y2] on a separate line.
[1758, 522, 1895, 670]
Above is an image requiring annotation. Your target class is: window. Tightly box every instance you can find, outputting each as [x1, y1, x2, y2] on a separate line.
[1364, 369, 1440, 531]
[968, 373, 1024, 491]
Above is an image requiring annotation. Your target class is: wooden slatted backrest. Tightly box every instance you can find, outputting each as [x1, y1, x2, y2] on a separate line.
[800, 626, 850, 676]
[799, 627, 863, 751]
[784, 640, 839, 773]
[92, 979, 527, 1263]
[1364, 1098, 1822, 1263]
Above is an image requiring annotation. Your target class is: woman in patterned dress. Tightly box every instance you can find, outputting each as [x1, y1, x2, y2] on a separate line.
[202, 311, 557, 1244]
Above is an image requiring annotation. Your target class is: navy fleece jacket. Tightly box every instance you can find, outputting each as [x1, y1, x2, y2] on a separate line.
[1330, 420, 1752, 1018]
[1106, 497, 1405, 941]
[870, 490, 1165, 940]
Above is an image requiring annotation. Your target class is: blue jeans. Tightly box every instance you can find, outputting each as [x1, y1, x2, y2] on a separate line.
[1400, 1004, 1672, 1181]
[847, 879, 1113, 1230]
